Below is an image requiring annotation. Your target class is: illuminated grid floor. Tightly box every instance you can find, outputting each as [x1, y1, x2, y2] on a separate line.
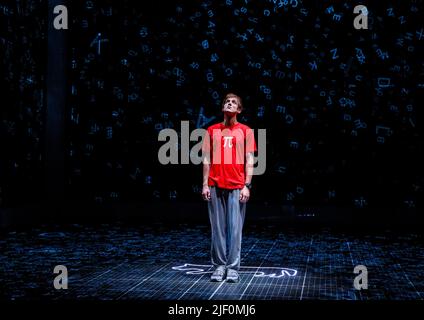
[0, 224, 423, 300]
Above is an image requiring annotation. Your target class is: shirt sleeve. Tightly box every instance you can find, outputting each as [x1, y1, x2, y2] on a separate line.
[245, 127, 257, 153]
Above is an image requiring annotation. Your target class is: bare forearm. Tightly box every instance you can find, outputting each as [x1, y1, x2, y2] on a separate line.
[245, 165, 253, 184]
[245, 153, 254, 184]
[203, 163, 210, 187]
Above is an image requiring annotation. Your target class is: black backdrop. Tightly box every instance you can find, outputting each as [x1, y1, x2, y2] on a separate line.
[1, 0, 423, 219]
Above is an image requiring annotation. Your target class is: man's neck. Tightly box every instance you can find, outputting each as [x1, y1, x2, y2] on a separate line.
[223, 115, 238, 127]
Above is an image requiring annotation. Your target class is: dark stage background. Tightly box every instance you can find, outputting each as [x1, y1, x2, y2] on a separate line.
[1, 0, 423, 227]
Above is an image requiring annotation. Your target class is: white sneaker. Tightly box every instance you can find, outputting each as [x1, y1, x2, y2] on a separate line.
[210, 266, 226, 282]
[226, 269, 239, 283]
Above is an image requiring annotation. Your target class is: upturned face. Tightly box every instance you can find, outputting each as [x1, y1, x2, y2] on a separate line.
[222, 96, 241, 115]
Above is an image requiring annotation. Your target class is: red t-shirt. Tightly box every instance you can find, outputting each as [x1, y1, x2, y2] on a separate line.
[202, 122, 257, 189]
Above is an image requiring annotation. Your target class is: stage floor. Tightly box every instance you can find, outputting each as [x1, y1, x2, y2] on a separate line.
[1, 223, 423, 300]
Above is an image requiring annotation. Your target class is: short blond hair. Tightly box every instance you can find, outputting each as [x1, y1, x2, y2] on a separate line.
[222, 93, 243, 111]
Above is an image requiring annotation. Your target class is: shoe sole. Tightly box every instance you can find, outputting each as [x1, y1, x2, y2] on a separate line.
[211, 273, 225, 282]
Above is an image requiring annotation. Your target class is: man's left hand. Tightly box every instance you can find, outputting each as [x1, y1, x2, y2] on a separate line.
[239, 186, 250, 203]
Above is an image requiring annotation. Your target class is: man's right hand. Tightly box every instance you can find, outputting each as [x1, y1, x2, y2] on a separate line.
[202, 185, 211, 201]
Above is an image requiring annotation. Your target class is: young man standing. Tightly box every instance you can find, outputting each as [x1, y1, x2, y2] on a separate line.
[202, 93, 257, 283]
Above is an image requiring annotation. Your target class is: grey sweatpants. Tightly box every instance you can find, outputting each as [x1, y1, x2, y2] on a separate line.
[208, 186, 247, 270]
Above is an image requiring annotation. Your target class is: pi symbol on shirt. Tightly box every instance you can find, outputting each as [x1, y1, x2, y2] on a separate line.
[223, 136, 233, 148]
